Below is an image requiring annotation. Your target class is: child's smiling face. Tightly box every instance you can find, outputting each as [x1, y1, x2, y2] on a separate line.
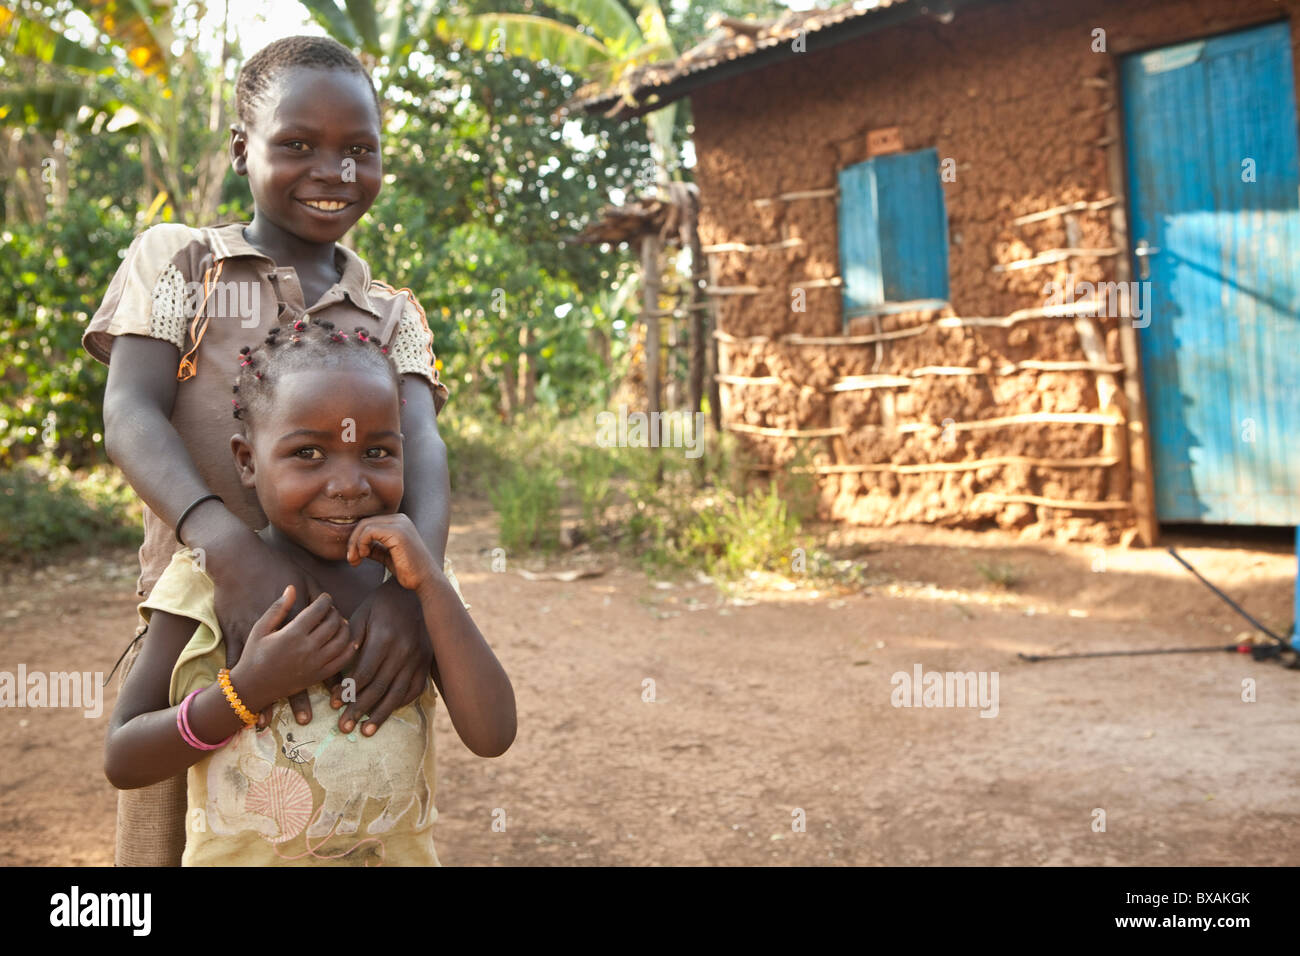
[232, 364, 403, 561]
[231, 65, 382, 245]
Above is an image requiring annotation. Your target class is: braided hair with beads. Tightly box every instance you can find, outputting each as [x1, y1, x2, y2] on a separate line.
[230, 319, 399, 428]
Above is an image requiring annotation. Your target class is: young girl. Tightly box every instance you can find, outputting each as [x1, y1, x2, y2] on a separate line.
[105, 319, 516, 865]
[86, 36, 453, 864]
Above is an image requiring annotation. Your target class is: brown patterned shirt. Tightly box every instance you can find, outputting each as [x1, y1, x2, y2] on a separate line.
[84, 222, 450, 597]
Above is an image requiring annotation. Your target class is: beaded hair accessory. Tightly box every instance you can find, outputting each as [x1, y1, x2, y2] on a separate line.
[230, 318, 396, 419]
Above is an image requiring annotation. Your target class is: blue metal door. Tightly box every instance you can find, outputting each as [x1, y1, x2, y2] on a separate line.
[1122, 21, 1300, 524]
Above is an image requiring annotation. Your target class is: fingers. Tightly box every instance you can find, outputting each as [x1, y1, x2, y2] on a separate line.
[302, 601, 346, 648]
[365, 670, 427, 737]
[249, 584, 296, 640]
[276, 591, 336, 641]
[346, 520, 404, 566]
[317, 615, 358, 680]
[288, 689, 312, 726]
[357, 677, 418, 737]
[338, 657, 403, 734]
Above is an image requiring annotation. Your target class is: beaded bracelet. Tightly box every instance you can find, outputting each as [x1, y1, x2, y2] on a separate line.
[176, 688, 234, 751]
[217, 668, 258, 728]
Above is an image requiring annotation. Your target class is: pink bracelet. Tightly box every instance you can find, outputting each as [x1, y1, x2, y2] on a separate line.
[177, 688, 235, 751]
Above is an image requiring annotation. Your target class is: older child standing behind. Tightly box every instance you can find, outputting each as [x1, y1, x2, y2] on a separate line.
[87, 36, 454, 864]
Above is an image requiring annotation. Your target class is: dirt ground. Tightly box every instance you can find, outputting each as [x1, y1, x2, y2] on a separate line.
[2, 497, 1297, 866]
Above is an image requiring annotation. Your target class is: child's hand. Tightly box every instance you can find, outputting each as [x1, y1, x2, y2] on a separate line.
[210, 542, 326, 725]
[229, 585, 357, 716]
[333, 582, 433, 737]
[345, 515, 437, 593]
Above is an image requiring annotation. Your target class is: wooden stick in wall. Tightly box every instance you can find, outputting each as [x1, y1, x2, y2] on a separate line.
[1012, 197, 1117, 225]
[992, 247, 1122, 272]
[717, 360, 1129, 391]
[753, 187, 837, 207]
[746, 454, 1122, 475]
[975, 492, 1131, 511]
[714, 300, 1111, 348]
[827, 375, 916, 391]
[701, 238, 804, 253]
[716, 374, 782, 386]
[705, 285, 767, 296]
[724, 422, 848, 437]
[897, 412, 1122, 433]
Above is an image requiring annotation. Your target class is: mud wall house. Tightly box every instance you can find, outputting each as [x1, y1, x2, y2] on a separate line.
[572, 0, 1300, 548]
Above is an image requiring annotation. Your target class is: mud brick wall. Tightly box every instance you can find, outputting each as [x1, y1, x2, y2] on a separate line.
[690, 0, 1300, 544]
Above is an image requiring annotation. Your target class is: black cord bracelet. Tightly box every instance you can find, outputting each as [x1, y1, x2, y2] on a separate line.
[175, 493, 223, 546]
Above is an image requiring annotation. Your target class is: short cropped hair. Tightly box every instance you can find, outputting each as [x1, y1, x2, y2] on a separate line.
[235, 35, 379, 127]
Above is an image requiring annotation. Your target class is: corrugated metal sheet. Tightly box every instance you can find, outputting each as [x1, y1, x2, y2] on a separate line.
[1123, 21, 1300, 525]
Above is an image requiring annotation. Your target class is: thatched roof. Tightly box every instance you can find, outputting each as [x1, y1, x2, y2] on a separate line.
[569, 195, 673, 245]
[569, 182, 700, 246]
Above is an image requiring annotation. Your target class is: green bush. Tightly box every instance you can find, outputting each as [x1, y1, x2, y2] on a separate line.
[677, 482, 801, 581]
[439, 403, 508, 498]
[0, 460, 140, 560]
[455, 401, 820, 585]
[568, 443, 618, 536]
[489, 459, 562, 553]
[0, 201, 136, 468]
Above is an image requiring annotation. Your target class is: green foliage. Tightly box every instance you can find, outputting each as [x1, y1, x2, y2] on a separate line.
[490, 458, 563, 553]
[352, 24, 653, 419]
[439, 399, 509, 497]
[482, 406, 569, 551]
[669, 483, 800, 581]
[567, 442, 617, 535]
[0, 199, 136, 467]
[0, 459, 140, 559]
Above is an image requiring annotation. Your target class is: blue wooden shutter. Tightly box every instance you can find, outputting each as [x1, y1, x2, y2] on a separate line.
[838, 147, 950, 325]
[837, 160, 884, 317]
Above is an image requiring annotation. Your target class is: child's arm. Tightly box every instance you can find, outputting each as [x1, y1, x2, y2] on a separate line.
[103, 334, 328, 726]
[330, 375, 450, 735]
[346, 515, 515, 758]
[105, 587, 355, 790]
[398, 375, 451, 566]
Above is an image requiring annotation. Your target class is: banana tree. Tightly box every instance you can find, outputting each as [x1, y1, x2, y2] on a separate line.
[432, 0, 681, 190]
[296, 0, 444, 100]
[0, 0, 233, 224]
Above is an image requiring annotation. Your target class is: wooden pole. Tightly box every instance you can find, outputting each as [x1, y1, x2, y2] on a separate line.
[641, 232, 662, 418]
[1103, 73, 1158, 545]
[642, 233, 664, 484]
[706, 252, 722, 432]
[685, 188, 706, 420]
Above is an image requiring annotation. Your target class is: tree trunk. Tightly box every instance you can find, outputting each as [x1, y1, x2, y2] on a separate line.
[498, 357, 518, 423]
[520, 323, 536, 409]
